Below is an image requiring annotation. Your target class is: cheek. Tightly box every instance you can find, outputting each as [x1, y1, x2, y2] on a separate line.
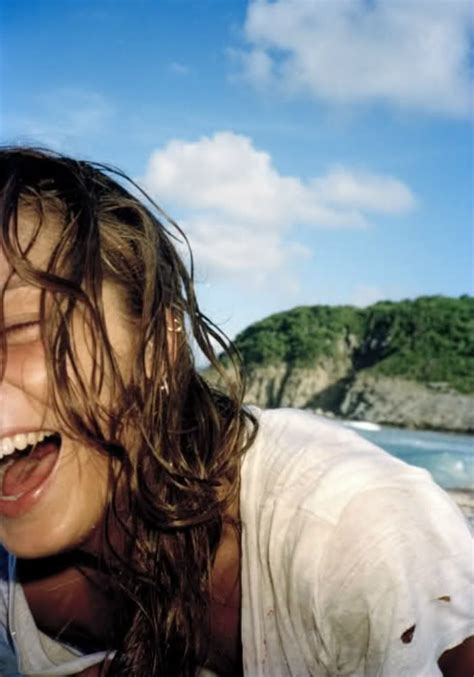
[5, 340, 49, 402]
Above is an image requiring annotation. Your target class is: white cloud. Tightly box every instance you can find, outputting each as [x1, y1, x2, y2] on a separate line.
[180, 214, 313, 284]
[142, 130, 371, 229]
[141, 131, 415, 281]
[311, 167, 416, 214]
[238, 0, 473, 117]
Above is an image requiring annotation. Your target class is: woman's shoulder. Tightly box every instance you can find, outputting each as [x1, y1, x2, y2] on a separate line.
[241, 406, 434, 525]
[240, 406, 472, 617]
[240, 406, 471, 575]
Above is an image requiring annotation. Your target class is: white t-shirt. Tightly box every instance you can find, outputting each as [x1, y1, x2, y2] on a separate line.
[240, 408, 473, 676]
[0, 408, 472, 675]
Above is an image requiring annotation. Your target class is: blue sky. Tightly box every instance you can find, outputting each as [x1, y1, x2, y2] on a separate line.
[2, 0, 473, 341]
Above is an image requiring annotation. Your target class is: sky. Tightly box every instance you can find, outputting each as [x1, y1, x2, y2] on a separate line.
[1, 0, 473, 342]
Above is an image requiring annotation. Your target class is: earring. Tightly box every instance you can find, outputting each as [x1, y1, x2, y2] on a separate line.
[167, 318, 183, 333]
[160, 376, 169, 395]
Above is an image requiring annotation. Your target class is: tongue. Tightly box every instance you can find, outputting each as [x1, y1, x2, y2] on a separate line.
[2, 440, 60, 497]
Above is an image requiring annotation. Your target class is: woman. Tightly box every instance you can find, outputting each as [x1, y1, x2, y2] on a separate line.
[0, 147, 472, 676]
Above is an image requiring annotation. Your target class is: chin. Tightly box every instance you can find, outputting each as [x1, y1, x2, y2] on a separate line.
[0, 512, 103, 560]
[0, 435, 109, 559]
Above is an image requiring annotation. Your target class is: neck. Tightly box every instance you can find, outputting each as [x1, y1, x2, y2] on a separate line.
[17, 550, 116, 653]
[17, 490, 243, 670]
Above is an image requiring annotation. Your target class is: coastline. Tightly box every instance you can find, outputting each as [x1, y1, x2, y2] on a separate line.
[314, 409, 474, 436]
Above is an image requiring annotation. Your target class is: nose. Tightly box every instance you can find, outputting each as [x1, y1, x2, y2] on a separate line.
[0, 379, 35, 437]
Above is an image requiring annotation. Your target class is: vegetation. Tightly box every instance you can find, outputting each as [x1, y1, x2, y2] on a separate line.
[232, 296, 474, 394]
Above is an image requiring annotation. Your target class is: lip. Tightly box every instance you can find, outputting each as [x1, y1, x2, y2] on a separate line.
[0, 438, 61, 519]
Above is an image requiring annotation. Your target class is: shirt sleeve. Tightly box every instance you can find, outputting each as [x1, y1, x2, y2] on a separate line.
[318, 476, 474, 676]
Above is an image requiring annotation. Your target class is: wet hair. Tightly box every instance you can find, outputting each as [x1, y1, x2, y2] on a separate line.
[0, 146, 257, 674]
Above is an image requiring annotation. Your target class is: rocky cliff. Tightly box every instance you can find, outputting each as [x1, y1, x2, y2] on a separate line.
[218, 296, 474, 432]
[242, 365, 474, 432]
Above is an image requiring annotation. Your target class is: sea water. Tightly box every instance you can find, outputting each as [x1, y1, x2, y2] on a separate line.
[343, 421, 474, 491]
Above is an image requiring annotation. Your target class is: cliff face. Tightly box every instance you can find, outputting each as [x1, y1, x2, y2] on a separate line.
[243, 342, 353, 409]
[243, 363, 474, 432]
[219, 297, 474, 432]
[339, 373, 474, 432]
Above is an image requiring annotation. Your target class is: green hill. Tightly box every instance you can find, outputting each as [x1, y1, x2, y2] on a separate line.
[232, 295, 474, 395]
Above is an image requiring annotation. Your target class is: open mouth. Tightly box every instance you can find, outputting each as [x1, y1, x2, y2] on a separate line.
[0, 432, 62, 502]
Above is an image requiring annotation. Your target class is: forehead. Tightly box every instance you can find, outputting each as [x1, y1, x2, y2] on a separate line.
[0, 208, 59, 293]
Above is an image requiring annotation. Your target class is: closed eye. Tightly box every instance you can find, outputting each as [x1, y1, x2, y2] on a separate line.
[2, 321, 41, 344]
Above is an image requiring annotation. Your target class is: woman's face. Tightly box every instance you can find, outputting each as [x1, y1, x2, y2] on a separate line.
[0, 214, 133, 558]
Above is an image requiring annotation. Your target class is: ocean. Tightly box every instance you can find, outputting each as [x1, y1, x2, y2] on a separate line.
[343, 421, 473, 491]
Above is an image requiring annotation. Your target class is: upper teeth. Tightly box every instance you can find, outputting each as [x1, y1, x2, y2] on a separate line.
[0, 430, 55, 460]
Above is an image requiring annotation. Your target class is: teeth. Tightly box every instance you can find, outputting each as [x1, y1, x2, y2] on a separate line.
[0, 430, 55, 460]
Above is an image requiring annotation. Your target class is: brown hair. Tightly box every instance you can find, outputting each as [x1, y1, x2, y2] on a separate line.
[0, 147, 257, 674]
